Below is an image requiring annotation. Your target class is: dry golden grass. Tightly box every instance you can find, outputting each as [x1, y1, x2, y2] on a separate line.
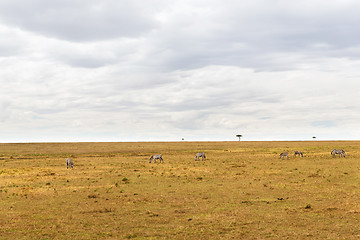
[1, 141, 360, 239]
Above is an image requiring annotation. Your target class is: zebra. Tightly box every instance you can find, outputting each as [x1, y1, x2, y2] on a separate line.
[66, 158, 74, 169]
[149, 154, 164, 163]
[294, 151, 303, 157]
[279, 152, 289, 159]
[331, 149, 346, 158]
[195, 152, 206, 161]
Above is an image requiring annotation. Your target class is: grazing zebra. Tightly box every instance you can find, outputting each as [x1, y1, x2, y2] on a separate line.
[149, 154, 164, 163]
[279, 152, 289, 159]
[195, 152, 206, 161]
[331, 149, 346, 158]
[66, 158, 74, 169]
[294, 151, 303, 157]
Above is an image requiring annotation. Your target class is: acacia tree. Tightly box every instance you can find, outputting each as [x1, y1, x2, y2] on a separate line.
[236, 134, 243, 141]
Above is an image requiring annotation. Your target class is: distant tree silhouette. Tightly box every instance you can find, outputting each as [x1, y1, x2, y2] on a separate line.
[236, 134, 243, 141]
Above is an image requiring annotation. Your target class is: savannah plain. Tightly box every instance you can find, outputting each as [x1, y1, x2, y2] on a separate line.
[1, 141, 360, 239]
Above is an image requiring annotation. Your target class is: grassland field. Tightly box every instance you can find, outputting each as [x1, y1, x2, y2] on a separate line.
[1, 141, 360, 239]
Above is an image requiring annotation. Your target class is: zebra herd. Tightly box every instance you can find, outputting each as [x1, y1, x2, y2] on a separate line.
[279, 149, 346, 159]
[148, 152, 206, 163]
[65, 152, 207, 168]
[65, 149, 346, 169]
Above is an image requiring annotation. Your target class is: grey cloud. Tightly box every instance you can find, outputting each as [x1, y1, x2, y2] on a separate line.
[146, 1, 360, 71]
[4, 0, 360, 72]
[0, 0, 161, 42]
[2, 1, 360, 142]
[59, 55, 117, 68]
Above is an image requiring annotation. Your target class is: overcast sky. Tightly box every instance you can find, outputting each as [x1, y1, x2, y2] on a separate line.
[1, 0, 360, 142]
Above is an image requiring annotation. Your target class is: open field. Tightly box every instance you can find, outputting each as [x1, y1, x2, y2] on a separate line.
[1, 141, 360, 239]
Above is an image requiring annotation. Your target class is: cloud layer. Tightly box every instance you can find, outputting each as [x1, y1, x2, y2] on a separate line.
[1, 0, 360, 142]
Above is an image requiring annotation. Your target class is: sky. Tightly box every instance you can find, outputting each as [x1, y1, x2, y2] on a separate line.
[1, 0, 360, 142]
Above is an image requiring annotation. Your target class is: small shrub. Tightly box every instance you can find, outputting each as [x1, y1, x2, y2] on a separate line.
[125, 234, 137, 239]
[122, 177, 129, 183]
[88, 194, 98, 199]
